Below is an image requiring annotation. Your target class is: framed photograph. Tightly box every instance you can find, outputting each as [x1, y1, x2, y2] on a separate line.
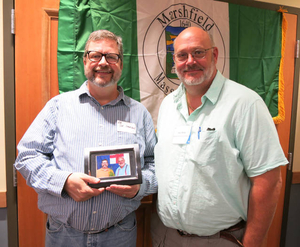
[84, 144, 142, 188]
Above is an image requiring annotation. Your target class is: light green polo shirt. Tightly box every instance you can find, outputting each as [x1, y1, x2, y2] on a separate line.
[154, 71, 287, 236]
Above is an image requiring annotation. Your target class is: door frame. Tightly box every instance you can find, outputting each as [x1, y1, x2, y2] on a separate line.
[3, 0, 18, 246]
[279, 7, 300, 247]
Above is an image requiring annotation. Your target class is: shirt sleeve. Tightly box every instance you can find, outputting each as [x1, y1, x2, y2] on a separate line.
[235, 99, 288, 177]
[14, 98, 71, 197]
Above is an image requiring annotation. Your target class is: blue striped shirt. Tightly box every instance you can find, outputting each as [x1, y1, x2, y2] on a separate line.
[14, 82, 157, 231]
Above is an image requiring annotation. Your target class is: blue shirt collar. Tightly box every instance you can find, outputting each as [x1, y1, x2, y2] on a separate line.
[78, 81, 130, 107]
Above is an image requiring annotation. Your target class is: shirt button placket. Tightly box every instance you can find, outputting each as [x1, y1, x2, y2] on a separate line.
[98, 123, 104, 146]
[90, 210, 98, 231]
[172, 145, 186, 219]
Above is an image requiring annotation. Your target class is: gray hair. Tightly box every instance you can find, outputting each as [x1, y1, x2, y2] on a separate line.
[208, 32, 215, 47]
[83, 30, 123, 61]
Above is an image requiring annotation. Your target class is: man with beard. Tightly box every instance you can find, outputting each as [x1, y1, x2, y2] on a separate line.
[14, 30, 157, 247]
[96, 159, 115, 178]
[115, 157, 131, 176]
[152, 27, 287, 247]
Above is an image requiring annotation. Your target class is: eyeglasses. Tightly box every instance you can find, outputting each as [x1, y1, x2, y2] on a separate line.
[86, 51, 121, 64]
[174, 47, 214, 62]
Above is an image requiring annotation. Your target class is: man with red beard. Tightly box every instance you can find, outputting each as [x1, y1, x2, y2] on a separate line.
[14, 30, 157, 247]
[152, 27, 287, 247]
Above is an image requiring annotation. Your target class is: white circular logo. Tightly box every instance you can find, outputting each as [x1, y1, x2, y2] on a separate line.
[142, 3, 226, 95]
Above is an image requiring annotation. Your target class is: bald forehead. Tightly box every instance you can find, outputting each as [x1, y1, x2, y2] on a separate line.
[174, 27, 212, 51]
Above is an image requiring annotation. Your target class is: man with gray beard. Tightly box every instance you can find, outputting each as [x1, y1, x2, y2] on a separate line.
[152, 27, 287, 247]
[14, 30, 157, 247]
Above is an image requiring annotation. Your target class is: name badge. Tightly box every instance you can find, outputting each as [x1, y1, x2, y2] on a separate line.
[173, 126, 192, 144]
[117, 120, 137, 134]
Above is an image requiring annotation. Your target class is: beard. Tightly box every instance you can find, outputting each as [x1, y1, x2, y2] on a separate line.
[176, 59, 216, 86]
[85, 65, 122, 88]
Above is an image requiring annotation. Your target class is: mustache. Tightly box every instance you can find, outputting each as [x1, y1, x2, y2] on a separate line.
[183, 65, 204, 72]
[94, 65, 112, 73]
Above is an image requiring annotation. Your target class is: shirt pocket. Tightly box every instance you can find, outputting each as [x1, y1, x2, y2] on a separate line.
[189, 130, 218, 166]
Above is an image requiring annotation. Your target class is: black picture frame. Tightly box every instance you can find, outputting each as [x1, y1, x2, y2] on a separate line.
[84, 144, 142, 188]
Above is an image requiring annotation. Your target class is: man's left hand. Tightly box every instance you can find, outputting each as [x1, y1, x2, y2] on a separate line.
[106, 184, 140, 198]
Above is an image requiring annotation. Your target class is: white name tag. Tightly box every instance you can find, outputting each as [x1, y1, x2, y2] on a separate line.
[117, 120, 136, 134]
[173, 126, 192, 144]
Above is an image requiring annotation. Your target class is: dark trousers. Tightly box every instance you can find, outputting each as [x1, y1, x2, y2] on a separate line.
[151, 212, 245, 247]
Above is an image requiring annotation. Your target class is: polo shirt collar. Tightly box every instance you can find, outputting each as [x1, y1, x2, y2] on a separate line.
[204, 70, 225, 105]
[173, 70, 225, 106]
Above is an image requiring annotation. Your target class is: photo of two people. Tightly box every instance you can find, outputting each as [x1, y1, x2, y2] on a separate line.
[96, 153, 131, 178]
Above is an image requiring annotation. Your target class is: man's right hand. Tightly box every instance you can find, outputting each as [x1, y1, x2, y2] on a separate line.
[63, 173, 105, 202]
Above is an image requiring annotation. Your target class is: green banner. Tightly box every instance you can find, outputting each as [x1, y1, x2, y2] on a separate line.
[57, 0, 140, 100]
[229, 4, 282, 117]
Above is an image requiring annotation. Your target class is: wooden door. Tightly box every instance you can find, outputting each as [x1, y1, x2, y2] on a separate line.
[15, 0, 60, 246]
